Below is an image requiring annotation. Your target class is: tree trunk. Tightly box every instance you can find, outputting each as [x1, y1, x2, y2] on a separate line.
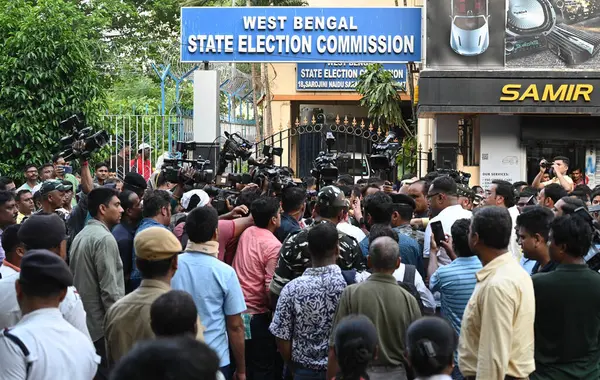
[247, 0, 261, 141]
[261, 63, 272, 136]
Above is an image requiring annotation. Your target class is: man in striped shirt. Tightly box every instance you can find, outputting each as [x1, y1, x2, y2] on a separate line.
[429, 218, 481, 379]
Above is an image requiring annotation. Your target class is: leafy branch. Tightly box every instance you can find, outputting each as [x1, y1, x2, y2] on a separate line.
[355, 63, 412, 137]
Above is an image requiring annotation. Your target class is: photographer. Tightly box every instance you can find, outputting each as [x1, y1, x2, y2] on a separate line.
[532, 156, 574, 192]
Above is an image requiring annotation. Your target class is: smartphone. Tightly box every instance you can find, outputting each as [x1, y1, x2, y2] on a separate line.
[63, 165, 73, 174]
[430, 221, 445, 245]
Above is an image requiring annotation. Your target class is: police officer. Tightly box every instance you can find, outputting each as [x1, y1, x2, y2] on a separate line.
[269, 185, 365, 303]
[0, 214, 89, 338]
[0, 250, 99, 379]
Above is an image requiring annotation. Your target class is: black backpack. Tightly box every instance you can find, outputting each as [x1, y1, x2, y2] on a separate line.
[341, 265, 426, 315]
[397, 265, 426, 315]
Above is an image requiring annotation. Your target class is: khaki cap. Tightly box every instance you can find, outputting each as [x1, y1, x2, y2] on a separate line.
[134, 227, 181, 261]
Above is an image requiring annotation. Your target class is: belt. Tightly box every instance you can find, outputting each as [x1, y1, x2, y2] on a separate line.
[464, 376, 527, 380]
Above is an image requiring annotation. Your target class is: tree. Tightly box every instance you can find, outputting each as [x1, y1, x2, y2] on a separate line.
[0, 0, 105, 179]
[355, 64, 412, 137]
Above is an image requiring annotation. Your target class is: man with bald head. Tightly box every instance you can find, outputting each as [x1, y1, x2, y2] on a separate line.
[328, 236, 422, 380]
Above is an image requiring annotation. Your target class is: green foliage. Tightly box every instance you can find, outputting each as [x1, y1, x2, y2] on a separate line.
[0, 0, 105, 180]
[105, 71, 229, 116]
[396, 135, 417, 177]
[184, 0, 307, 6]
[355, 63, 410, 136]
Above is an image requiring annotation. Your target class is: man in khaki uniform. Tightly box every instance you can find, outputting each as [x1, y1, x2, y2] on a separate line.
[104, 226, 205, 366]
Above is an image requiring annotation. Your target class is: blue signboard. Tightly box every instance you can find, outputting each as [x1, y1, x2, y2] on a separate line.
[297, 63, 406, 91]
[181, 7, 422, 63]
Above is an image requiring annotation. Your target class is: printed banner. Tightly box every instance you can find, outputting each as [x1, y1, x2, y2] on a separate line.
[426, 0, 600, 69]
[296, 63, 407, 91]
[181, 7, 423, 63]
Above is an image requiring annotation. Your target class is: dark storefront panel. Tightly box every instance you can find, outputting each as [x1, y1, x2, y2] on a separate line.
[418, 71, 600, 116]
[521, 115, 595, 183]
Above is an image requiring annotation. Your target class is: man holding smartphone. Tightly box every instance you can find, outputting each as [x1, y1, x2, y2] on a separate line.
[424, 176, 472, 271]
[52, 154, 79, 207]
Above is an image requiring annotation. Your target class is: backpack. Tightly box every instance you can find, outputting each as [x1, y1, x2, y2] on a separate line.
[397, 265, 426, 315]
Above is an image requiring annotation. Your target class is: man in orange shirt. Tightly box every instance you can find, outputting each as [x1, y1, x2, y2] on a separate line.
[131, 143, 153, 181]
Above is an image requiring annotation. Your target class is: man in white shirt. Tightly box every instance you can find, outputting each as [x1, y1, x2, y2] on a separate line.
[0, 250, 99, 380]
[424, 176, 472, 266]
[484, 180, 522, 261]
[337, 200, 366, 243]
[0, 214, 89, 339]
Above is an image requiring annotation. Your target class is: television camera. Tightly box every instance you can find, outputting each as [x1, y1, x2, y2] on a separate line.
[161, 141, 213, 184]
[311, 132, 339, 188]
[436, 168, 472, 186]
[203, 185, 240, 216]
[249, 145, 297, 195]
[369, 131, 401, 172]
[216, 131, 253, 175]
[58, 115, 109, 161]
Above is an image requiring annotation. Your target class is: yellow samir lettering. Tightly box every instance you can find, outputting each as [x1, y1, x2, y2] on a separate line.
[519, 84, 539, 101]
[573, 84, 593, 101]
[500, 84, 594, 102]
[542, 84, 568, 101]
[500, 84, 521, 101]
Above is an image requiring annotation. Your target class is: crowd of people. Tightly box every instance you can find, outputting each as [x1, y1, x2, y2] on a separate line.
[0, 153, 599, 380]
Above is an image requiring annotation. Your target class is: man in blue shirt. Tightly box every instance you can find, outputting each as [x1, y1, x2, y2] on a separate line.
[129, 190, 172, 290]
[275, 187, 306, 243]
[429, 218, 481, 379]
[172, 206, 246, 380]
[112, 190, 142, 293]
[359, 192, 422, 273]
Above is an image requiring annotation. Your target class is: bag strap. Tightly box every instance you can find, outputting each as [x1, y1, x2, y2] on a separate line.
[403, 264, 416, 285]
[3, 328, 32, 377]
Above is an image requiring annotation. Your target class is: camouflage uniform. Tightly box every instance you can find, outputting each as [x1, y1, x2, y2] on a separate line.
[29, 179, 74, 241]
[395, 224, 425, 254]
[270, 186, 366, 296]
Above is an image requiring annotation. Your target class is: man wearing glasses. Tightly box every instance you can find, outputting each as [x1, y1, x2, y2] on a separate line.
[424, 176, 473, 268]
[16, 164, 39, 192]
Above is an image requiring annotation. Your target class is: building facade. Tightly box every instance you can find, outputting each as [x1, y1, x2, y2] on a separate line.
[418, 0, 600, 188]
[266, 0, 423, 179]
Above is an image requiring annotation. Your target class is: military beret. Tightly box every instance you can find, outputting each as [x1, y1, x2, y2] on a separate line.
[20, 249, 73, 288]
[19, 214, 66, 249]
[390, 193, 416, 210]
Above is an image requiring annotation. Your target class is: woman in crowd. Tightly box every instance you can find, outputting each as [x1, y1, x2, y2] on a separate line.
[332, 315, 378, 380]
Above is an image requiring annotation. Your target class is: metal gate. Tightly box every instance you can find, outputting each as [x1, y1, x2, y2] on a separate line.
[253, 115, 432, 181]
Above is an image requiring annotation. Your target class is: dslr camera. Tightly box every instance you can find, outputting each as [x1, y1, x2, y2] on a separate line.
[58, 115, 109, 160]
[540, 159, 554, 170]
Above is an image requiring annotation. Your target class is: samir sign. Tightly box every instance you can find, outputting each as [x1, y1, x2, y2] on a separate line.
[180, 7, 422, 63]
[500, 84, 594, 102]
